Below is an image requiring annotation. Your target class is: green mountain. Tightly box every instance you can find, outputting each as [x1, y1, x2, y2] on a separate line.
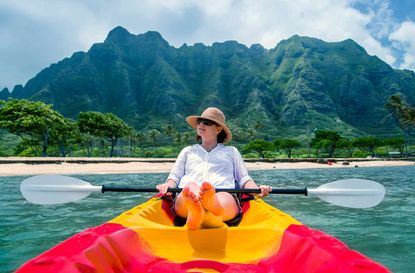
[3, 26, 415, 140]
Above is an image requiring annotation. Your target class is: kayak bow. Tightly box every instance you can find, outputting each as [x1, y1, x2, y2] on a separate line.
[15, 197, 391, 273]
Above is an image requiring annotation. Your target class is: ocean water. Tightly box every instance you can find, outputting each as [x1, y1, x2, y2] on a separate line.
[1, 166, 414, 273]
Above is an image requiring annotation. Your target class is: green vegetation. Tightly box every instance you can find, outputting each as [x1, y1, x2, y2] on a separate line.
[241, 134, 408, 159]
[310, 130, 341, 158]
[0, 129, 20, 156]
[242, 139, 273, 158]
[78, 112, 133, 157]
[0, 99, 68, 156]
[273, 139, 301, 158]
[1, 98, 414, 159]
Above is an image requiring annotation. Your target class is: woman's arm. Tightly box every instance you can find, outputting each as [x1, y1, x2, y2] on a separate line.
[157, 147, 189, 194]
[232, 147, 272, 197]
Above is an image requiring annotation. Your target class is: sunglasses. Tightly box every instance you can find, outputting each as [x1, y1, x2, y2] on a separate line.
[196, 119, 217, 126]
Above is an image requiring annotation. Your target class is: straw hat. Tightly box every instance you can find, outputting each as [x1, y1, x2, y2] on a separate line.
[186, 107, 232, 144]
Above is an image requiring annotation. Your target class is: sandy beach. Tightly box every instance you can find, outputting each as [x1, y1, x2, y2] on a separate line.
[0, 157, 413, 176]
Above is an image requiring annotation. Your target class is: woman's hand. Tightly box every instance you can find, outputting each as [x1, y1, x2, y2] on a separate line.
[243, 180, 272, 198]
[156, 183, 170, 195]
[258, 185, 272, 198]
[156, 179, 177, 195]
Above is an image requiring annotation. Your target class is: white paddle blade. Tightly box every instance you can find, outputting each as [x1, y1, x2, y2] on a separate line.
[20, 175, 102, 205]
[308, 179, 385, 208]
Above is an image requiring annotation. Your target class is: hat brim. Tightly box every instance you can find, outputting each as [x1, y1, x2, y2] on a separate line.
[186, 116, 232, 144]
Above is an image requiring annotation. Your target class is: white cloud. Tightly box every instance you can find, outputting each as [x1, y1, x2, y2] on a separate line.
[360, 0, 397, 40]
[0, 0, 403, 89]
[159, 0, 396, 65]
[389, 21, 415, 70]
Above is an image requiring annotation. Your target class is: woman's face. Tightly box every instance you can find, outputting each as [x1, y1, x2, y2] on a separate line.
[196, 119, 222, 141]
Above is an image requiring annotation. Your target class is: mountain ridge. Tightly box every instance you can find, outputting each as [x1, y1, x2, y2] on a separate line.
[2, 26, 415, 140]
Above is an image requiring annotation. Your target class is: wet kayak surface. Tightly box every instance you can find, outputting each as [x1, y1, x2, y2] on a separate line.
[1, 166, 414, 273]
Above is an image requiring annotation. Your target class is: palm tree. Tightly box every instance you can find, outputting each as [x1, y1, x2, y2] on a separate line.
[401, 107, 415, 129]
[129, 132, 145, 156]
[182, 131, 193, 145]
[385, 94, 415, 155]
[385, 95, 407, 126]
[147, 129, 161, 149]
[134, 132, 145, 148]
[163, 125, 176, 143]
[174, 132, 182, 147]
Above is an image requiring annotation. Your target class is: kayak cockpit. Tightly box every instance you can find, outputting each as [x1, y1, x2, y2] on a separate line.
[109, 197, 300, 263]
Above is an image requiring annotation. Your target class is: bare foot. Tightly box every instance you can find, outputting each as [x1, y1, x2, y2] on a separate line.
[182, 186, 204, 230]
[200, 182, 224, 217]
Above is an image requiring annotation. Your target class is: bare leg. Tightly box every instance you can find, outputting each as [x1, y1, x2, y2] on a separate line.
[200, 182, 239, 221]
[215, 193, 239, 221]
[199, 192, 239, 228]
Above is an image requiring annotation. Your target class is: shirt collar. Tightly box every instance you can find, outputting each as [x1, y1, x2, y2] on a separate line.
[196, 143, 223, 153]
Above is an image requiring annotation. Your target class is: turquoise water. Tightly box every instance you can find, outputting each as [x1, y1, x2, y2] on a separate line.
[1, 166, 414, 273]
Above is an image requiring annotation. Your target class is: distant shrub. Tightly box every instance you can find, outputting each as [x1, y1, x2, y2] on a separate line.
[143, 147, 179, 158]
[16, 147, 38, 157]
[263, 151, 279, 158]
[352, 150, 370, 158]
[242, 152, 260, 159]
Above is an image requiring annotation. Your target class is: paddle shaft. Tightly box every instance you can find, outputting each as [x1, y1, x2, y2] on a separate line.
[20, 175, 385, 207]
[101, 185, 308, 195]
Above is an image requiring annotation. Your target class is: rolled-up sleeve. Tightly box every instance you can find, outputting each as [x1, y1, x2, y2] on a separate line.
[233, 147, 252, 187]
[166, 147, 189, 185]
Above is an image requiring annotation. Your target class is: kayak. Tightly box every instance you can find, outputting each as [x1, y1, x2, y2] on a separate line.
[15, 197, 390, 273]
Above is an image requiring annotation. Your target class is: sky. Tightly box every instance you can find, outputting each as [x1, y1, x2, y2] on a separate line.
[1, 0, 415, 90]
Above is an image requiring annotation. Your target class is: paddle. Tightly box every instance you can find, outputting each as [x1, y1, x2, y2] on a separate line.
[20, 175, 385, 208]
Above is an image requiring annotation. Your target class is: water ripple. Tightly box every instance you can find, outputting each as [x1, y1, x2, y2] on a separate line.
[1, 167, 414, 273]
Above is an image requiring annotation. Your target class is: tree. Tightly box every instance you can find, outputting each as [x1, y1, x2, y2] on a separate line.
[310, 130, 341, 157]
[336, 138, 353, 158]
[132, 132, 145, 149]
[182, 131, 194, 145]
[0, 99, 67, 156]
[385, 94, 414, 130]
[147, 129, 161, 149]
[174, 132, 182, 147]
[383, 137, 405, 156]
[77, 133, 95, 157]
[385, 94, 415, 155]
[49, 118, 79, 157]
[127, 132, 144, 157]
[163, 125, 176, 139]
[352, 136, 383, 157]
[78, 111, 133, 157]
[274, 138, 301, 158]
[243, 139, 273, 158]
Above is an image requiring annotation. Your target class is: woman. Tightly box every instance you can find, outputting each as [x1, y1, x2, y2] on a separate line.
[157, 107, 272, 230]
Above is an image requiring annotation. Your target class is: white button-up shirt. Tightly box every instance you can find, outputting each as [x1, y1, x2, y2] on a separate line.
[167, 144, 252, 189]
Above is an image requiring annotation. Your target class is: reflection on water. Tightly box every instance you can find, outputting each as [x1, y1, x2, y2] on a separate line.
[1, 167, 414, 273]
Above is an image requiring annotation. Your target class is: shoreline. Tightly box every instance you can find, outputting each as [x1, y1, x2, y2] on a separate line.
[0, 157, 414, 177]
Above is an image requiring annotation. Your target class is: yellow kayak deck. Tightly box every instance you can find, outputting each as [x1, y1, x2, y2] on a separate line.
[109, 197, 300, 264]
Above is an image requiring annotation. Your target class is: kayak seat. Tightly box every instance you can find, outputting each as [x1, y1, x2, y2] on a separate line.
[162, 193, 254, 227]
